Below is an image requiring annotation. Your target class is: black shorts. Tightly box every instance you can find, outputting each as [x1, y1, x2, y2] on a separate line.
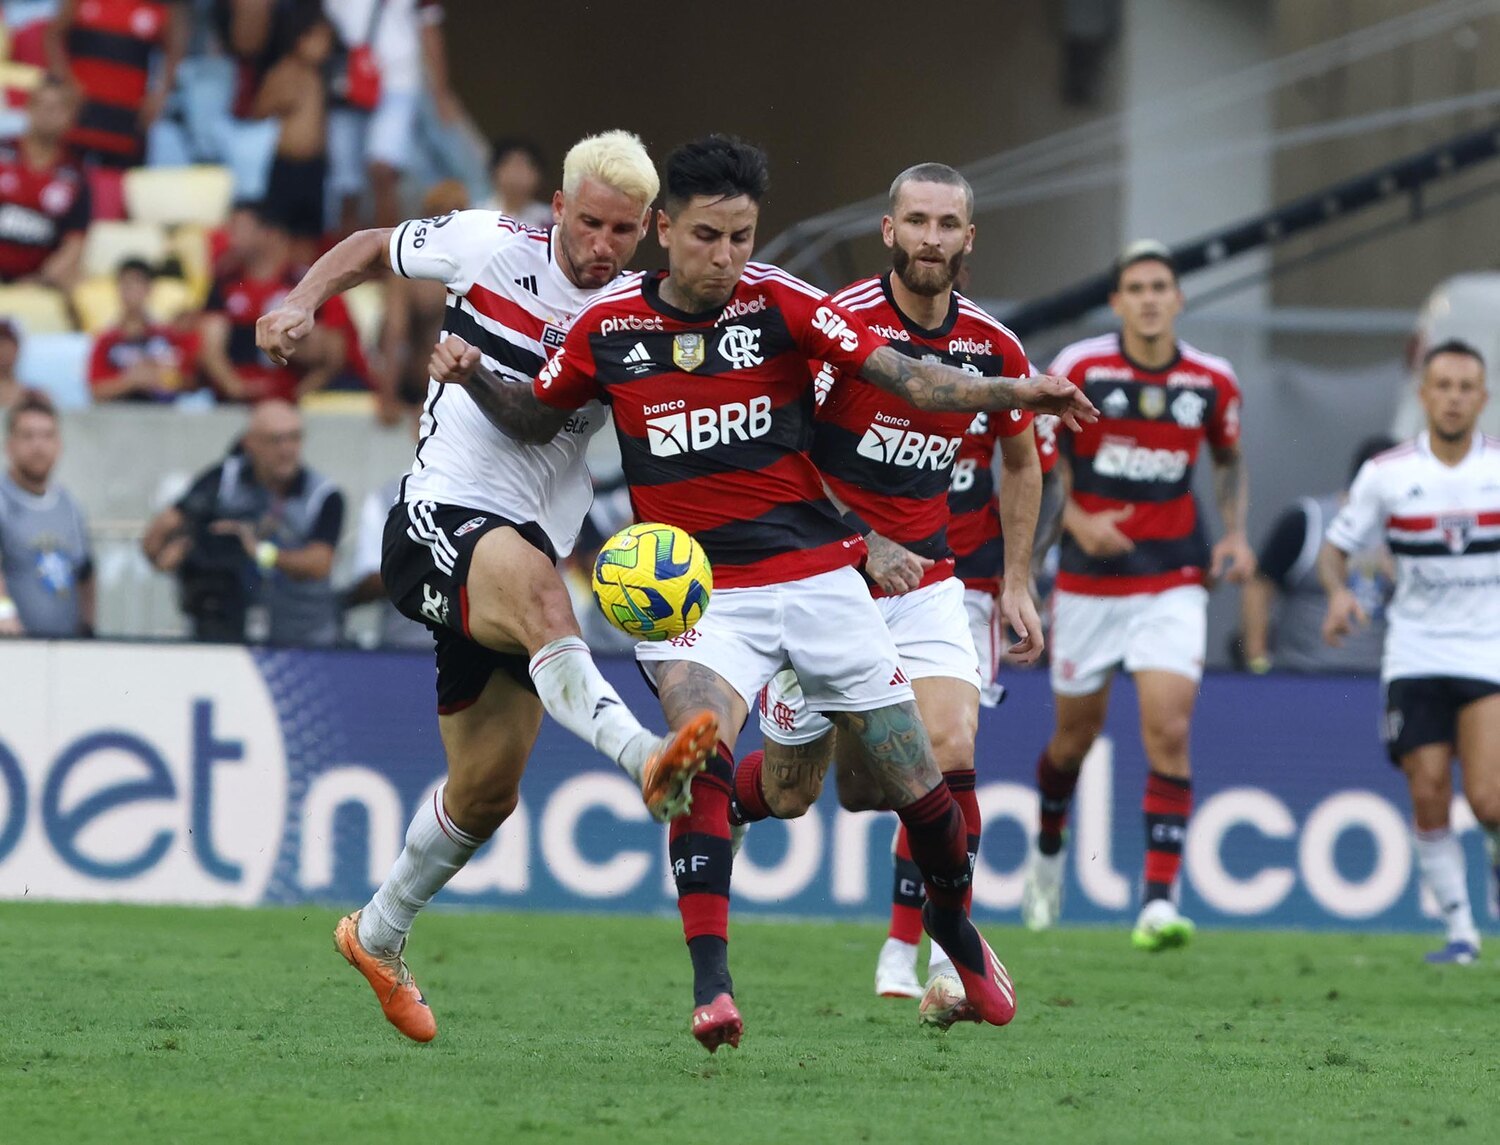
[264, 154, 329, 238]
[381, 499, 557, 714]
[1382, 675, 1500, 764]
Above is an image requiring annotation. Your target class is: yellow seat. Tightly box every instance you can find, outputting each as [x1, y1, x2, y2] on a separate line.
[168, 224, 212, 305]
[301, 390, 375, 415]
[83, 219, 169, 279]
[149, 277, 194, 322]
[0, 61, 43, 96]
[0, 284, 73, 334]
[123, 165, 233, 227]
[72, 276, 120, 334]
[343, 280, 385, 352]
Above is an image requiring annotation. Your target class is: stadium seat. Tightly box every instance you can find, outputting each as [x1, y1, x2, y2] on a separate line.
[72, 275, 195, 333]
[343, 280, 385, 352]
[0, 283, 72, 333]
[302, 391, 376, 415]
[169, 224, 212, 304]
[83, 219, 169, 279]
[124, 165, 234, 227]
[16, 331, 92, 409]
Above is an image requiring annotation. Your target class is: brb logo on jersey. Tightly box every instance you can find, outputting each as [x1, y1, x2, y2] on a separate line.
[644, 396, 773, 457]
[1094, 435, 1190, 483]
[856, 415, 962, 471]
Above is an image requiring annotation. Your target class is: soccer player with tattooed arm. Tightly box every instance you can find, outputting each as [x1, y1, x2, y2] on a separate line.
[428, 135, 1096, 1050]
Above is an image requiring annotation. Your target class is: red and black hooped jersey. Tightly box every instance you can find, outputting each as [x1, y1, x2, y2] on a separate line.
[1050, 333, 1241, 596]
[0, 143, 91, 281]
[947, 409, 1056, 595]
[810, 273, 1033, 594]
[204, 270, 300, 402]
[65, 0, 174, 165]
[535, 263, 887, 588]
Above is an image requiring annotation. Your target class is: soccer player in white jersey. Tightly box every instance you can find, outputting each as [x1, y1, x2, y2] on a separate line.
[256, 131, 718, 1042]
[1320, 339, 1500, 965]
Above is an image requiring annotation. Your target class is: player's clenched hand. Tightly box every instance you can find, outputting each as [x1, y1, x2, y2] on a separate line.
[863, 532, 932, 595]
[1001, 584, 1044, 665]
[429, 335, 482, 384]
[1071, 506, 1135, 558]
[1321, 588, 1368, 647]
[1210, 532, 1256, 586]
[1017, 375, 1098, 432]
[256, 304, 316, 366]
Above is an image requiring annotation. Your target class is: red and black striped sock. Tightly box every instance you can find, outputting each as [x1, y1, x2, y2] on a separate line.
[670, 743, 736, 1004]
[888, 825, 925, 944]
[899, 783, 988, 976]
[728, 749, 770, 826]
[1037, 749, 1079, 856]
[1143, 771, 1192, 903]
[945, 769, 982, 912]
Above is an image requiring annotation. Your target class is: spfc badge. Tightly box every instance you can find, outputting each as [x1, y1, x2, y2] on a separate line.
[1139, 386, 1166, 419]
[672, 333, 706, 372]
[1440, 513, 1474, 554]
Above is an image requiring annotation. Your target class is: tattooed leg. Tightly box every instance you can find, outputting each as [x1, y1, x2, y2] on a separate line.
[829, 700, 943, 808]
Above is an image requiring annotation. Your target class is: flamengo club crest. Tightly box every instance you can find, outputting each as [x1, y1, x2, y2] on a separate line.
[1440, 513, 1474, 554]
[672, 333, 705, 372]
[1139, 386, 1166, 419]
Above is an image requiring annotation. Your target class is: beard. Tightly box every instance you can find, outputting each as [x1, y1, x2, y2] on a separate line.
[893, 245, 963, 297]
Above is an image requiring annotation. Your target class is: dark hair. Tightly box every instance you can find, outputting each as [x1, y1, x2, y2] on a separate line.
[888, 162, 974, 219]
[490, 137, 545, 173]
[118, 257, 155, 280]
[1422, 338, 1485, 372]
[662, 135, 769, 215]
[284, 4, 331, 45]
[7, 389, 57, 434]
[1349, 434, 1397, 483]
[1112, 239, 1178, 291]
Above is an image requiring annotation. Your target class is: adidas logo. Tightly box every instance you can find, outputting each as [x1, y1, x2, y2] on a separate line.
[890, 667, 910, 686]
[624, 342, 652, 373]
[513, 274, 539, 295]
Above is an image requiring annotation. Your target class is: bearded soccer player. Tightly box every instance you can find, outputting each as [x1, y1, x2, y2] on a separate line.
[1320, 341, 1500, 965]
[729, 164, 1045, 1021]
[431, 136, 1096, 1050]
[256, 131, 716, 1043]
[1019, 241, 1252, 950]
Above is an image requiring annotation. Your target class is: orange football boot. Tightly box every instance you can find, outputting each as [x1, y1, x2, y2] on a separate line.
[641, 711, 719, 821]
[334, 911, 437, 1043]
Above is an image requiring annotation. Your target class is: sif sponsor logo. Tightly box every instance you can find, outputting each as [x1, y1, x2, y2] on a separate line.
[644, 395, 773, 457]
[812, 306, 861, 353]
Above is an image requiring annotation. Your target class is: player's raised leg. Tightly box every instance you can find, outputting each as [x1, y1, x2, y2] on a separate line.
[465, 525, 717, 818]
[652, 658, 752, 1052]
[336, 668, 540, 1042]
[1458, 692, 1500, 922]
[1131, 668, 1198, 951]
[1403, 739, 1479, 964]
[1022, 685, 1110, 930]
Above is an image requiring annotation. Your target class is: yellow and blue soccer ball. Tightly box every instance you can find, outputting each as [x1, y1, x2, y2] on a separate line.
[592, 522, 712, 641]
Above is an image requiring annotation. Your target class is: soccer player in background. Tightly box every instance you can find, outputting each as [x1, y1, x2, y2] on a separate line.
[729, 164, 1045, 1021]
[1019, 241, 1253, 950]
[431, 135, 1096, 1050]
[1320, 340, 1500, 965]
[256, 131, 717, 1043]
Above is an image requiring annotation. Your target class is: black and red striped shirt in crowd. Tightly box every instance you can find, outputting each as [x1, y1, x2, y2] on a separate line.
[1049, 333, 1242, 596]
[64, 0, 176, 167]
[810, 273, 1034, 596]
[946, 409, 1057, 596]
[0, 141, 91, 280]
[534, 263, 887, 588]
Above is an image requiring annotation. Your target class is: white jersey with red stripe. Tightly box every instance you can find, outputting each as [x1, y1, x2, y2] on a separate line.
[1326, 431, 1500, 683]
[388, 209, 609, 558]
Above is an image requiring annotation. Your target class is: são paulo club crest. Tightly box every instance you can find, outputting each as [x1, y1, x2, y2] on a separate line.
[1440, 513, 1475, 554]
[672, 333, 705, 372]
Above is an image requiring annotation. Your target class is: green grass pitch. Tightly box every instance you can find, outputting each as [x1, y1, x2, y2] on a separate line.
[3, 903, 1497, 1143]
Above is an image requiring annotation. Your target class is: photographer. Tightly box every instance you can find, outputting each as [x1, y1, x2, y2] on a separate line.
[143, 400, 345, 645]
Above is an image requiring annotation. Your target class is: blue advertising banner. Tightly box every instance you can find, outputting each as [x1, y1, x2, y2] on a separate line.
[0, 641, 1490, 931]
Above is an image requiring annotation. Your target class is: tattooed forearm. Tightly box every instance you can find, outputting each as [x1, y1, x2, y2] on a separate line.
[859, 346, 1025, 412]
[829, 700, 942, 808]
[463, 363, 570, 444]
[1213, 445, 1248, 535]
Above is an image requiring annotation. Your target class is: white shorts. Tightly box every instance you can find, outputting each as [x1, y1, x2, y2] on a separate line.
[963, 588, 1006, 707]
[1048, 584, 1208, 696]
[327, 89, 422, 198]
[758, 577, 980, 746]
[636, 565, 915, 719]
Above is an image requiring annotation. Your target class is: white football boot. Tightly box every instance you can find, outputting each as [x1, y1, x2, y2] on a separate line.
[1131, 898, 1195, 952]
[1020, 846, 1065, 931]
[874, 937, 922, 999]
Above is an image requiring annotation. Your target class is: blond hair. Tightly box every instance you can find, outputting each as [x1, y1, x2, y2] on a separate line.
[561, 130, 659, 208]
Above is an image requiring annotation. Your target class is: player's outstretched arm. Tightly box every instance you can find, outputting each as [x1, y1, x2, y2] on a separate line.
[257, 228, 394, 366]
[857, 346, 1098, 429]
[429, 335, 569, 444]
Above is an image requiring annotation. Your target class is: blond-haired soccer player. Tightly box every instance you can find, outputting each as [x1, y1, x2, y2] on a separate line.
[257, 130, 718, 1042]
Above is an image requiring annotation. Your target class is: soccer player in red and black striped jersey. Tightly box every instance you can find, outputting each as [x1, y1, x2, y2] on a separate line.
[740, 165, 1047, 1022]
[437, 137, 1096, 1051]
[0, 78, 90, 290]
[1020, 241, 1253, 950]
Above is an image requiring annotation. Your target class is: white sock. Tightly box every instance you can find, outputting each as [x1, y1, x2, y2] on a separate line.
[927, 944, 955, 981]
[529, 636, 655, 780]
[359, 786, 485, 955]
[1414, 827, 1478, 945]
